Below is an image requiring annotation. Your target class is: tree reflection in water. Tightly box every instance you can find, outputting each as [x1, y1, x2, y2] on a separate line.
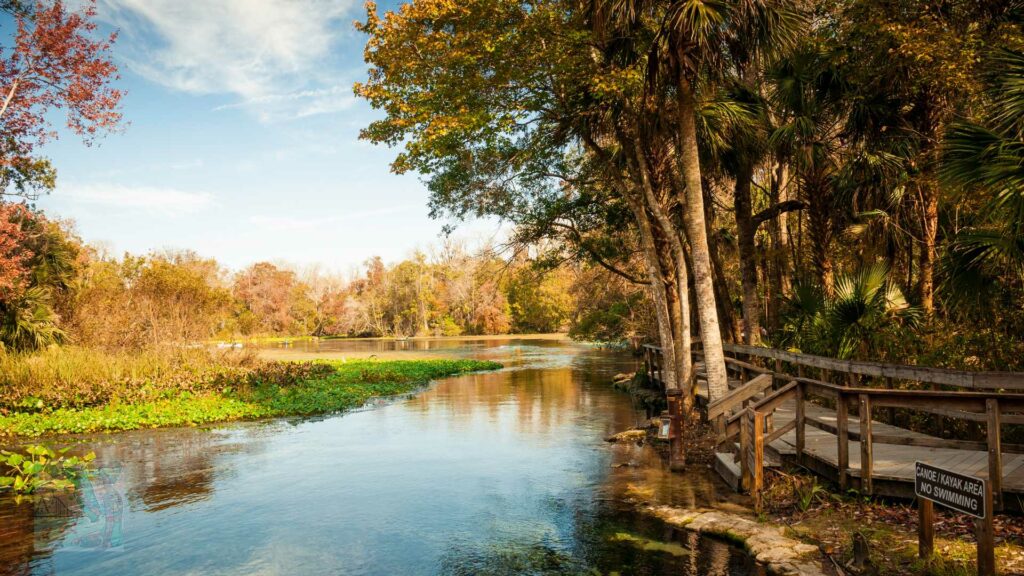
[0, 337, 764, 576]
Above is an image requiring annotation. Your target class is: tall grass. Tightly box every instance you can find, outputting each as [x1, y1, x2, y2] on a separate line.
[0, 349, 501, 436]
[0, 346, 329, 410]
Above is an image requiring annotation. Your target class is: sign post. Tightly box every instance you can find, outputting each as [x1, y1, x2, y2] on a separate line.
[915, 461, 996, 575]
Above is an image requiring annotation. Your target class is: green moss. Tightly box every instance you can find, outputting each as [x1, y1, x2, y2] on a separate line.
[0, 359, 501, 437]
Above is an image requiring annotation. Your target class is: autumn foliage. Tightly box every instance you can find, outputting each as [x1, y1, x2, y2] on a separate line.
[0, 202, 28, 298]
[0, 0, 122, 198]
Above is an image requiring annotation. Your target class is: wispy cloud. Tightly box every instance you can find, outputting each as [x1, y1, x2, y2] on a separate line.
[61, 183, 214, 215]
[214, 85, 356, 122]
[248, 206, 417, 232]
[96, 0, 357, 120]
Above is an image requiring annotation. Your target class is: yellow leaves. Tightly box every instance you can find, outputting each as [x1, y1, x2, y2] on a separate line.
[590, 66, 643, 101]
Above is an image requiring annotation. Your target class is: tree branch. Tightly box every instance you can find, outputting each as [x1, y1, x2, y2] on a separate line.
[752, 200, 807, 228]
[549, 221, 650, 285]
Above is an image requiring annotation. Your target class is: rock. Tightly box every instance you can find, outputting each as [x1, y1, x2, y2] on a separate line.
[644, 505, 827, 576]
[612, 372, 633, 383]
[604, 429, 647, 444]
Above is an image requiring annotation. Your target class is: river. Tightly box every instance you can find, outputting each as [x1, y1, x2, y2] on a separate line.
[0, 336, 764, 575]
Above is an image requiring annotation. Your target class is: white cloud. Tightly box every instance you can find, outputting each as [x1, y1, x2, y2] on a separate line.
[248, 206, 417, 232]
[61, 183, 214, 214]
[214, 85, 356, 122]
[96, 0, 357, 120]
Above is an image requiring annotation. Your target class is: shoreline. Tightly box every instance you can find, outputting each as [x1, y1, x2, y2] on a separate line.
[0, 359, 501, 439]
[255, 332, 576, 362]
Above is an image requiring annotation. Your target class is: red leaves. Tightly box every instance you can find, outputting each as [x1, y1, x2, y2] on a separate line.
[0, 0, 123, 187]
[0, 202, 32, 301]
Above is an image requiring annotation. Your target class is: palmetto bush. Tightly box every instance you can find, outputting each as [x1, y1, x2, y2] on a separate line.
[778, 263, 919, 360]
[940, 48, 1024, 313]
[0, 288, 65, 352]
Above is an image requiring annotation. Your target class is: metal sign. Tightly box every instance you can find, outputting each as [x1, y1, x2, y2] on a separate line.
[915, 461, 987, 519]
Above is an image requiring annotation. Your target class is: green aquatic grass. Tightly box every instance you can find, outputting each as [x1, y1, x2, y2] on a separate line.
[0, 359, 501, 437]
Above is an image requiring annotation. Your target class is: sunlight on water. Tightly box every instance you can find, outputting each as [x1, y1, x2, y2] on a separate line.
[0, 338, 764, 576]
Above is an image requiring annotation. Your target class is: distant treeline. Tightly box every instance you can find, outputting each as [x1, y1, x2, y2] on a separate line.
[0, 205, 653, 351]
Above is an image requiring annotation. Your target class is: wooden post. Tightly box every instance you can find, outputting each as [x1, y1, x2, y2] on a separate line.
[987, 398, 1003, 511]
[740, 410, 752, 491]
[918, 498, 934, 559]
[753, 410, 765, 513]
[668, 391, 685, 472]
[860, 394, 873, 495]
[885, 377, 896, 425]
[837, 394, 849, 490]
[795, 381, 805, 466]
[977, 480, 996, 576]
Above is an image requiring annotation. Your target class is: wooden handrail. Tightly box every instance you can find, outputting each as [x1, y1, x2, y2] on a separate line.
[643, 342, 1021, 509]
[708, 374, 774, 420]
[724, 343, 1024, 391]
[643, 342, 1024, 391]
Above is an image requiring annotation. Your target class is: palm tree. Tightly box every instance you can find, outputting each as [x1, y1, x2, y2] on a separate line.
[941, 49, 1024, 288]
[0, 287, 64, 351]
[778, 263, 917, 360]
[656, 0, 803, 399]
[768, 44, 846, 294]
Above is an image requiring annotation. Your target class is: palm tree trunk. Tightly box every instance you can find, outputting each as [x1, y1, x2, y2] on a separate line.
[676, 80, 729, 402]
[807, 171, 835, 295]
[632, 139, 693, 393]
[734, 162, 761, 344]
[626, 193, 679, 390]
[704, 180, 741, 342]
[918, 181, 938, 314]
[767, 161, 791, 330]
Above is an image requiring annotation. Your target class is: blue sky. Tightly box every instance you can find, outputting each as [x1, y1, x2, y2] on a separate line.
[34, 0, 499, 273]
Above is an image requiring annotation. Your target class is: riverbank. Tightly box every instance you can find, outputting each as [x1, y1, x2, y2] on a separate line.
[255, 332, 570, 362]
[0, 350, 500, 437]
[610, 414, 1024, 575]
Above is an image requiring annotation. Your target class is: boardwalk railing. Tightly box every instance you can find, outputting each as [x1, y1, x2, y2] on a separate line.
[643, 342, 1024, 511]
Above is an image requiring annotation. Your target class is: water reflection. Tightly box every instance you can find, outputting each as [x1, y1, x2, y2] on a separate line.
[0, 338, 760, 575]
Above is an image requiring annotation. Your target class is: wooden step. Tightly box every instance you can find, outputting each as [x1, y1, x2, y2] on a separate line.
[714, 447, 783, 492]
[714, 451, 742, 491]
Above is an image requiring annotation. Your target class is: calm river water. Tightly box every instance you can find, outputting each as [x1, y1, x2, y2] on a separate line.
[0, 337, 764, 575]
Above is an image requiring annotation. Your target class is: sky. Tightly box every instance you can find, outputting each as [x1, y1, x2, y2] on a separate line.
[32, 0, 501, 274]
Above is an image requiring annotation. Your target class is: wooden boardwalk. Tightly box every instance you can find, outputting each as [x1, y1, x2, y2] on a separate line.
[767, 399, 1024, 496]
[645, 346, 1024, 511]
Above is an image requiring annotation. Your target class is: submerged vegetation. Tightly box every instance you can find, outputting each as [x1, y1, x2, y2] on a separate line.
[0, 352, 500, 436]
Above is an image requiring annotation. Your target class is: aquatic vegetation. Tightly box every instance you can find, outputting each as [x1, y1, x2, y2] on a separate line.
[0, 359, 501, 436]
[609, 532, 690, 557]
[0, 444, 95, 494]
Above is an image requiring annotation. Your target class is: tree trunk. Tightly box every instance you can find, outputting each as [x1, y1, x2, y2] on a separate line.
[806, 171, 834, 295]
[734, 162, 761, 345]
[632, 139, 693, 393]
[704, 180, 741, 342]
[627, 193, 679, 390]
[918, 181, 938, 314]
[767, 162, 791, 330]
[676, 80, 729, 402]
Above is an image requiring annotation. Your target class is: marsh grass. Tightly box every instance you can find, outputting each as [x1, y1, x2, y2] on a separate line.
[0, 346, 500, 436]
[0, 346, 333, 410]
